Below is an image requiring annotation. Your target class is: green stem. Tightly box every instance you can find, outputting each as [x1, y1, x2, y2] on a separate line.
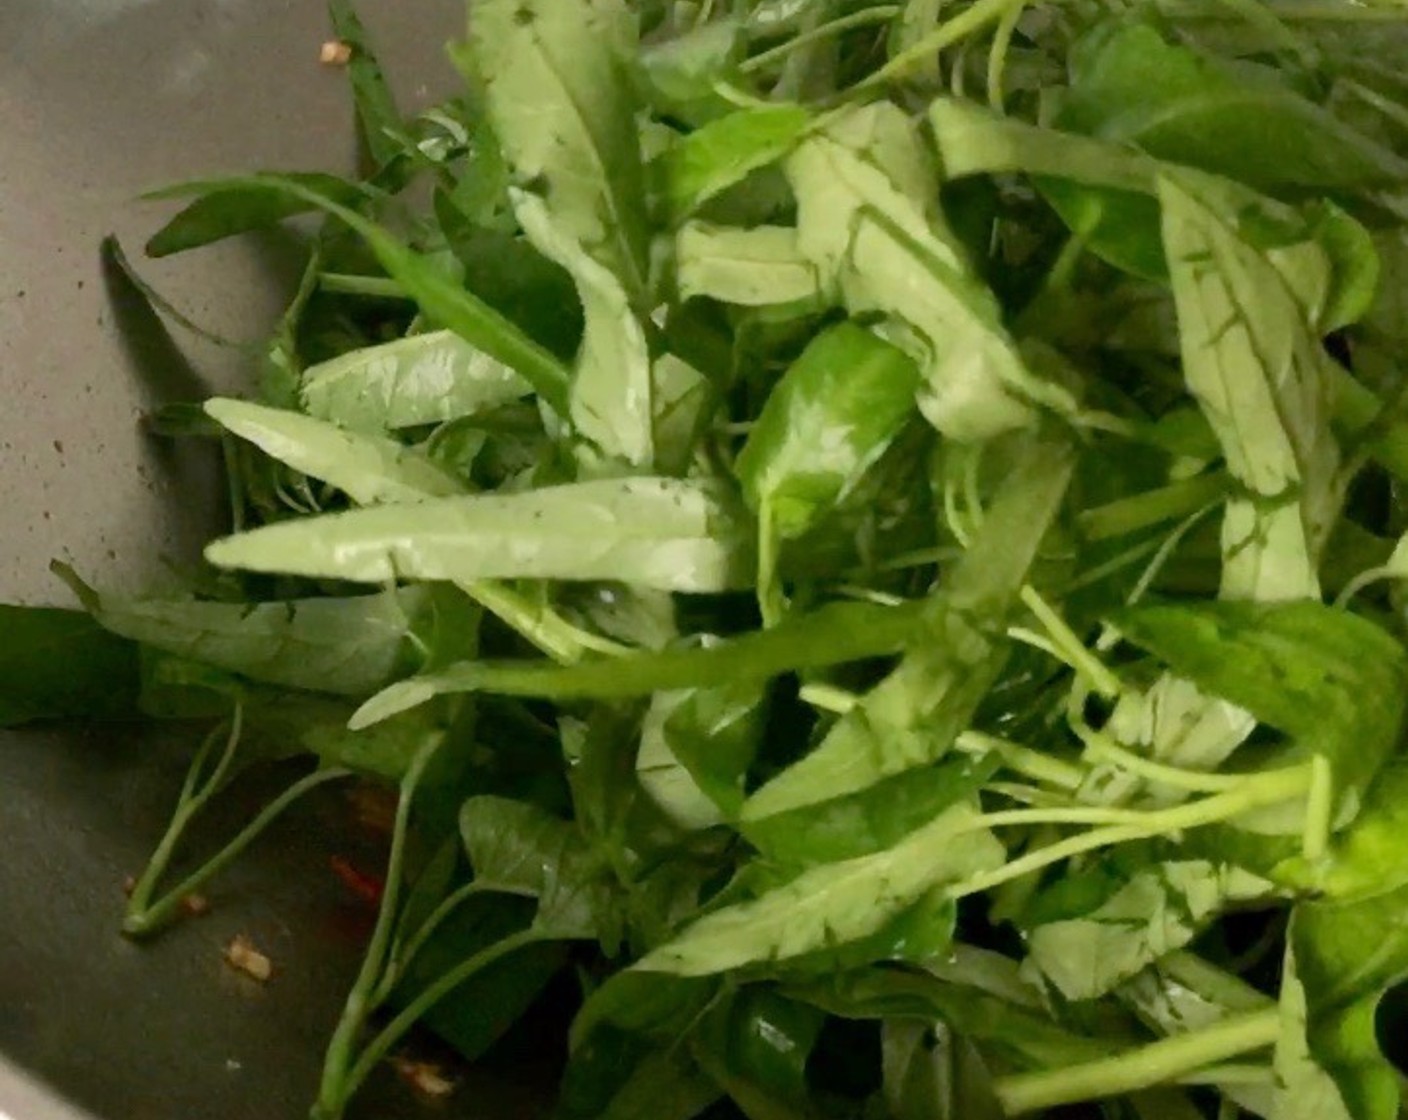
[124, 766, 351, 937]
[313, 735, 442, 1120]
[458, 580, 626, 663]
[985, 0, 1025, 110]
[1334, 563, 1392, 609]
[124, 714, 242, 929]
[373, 880, 500, 1005]
[1019, 585, 1122, 698]
[993, 1008, 1280, 1115]
[955, 729, 1084, 791]
[318, 273, 407, 298]
[1333, 365, 1408, 483]
[1301, 753, 1334, 861]
[853, 0, 1028, 93]
[799, 682, 860, 714]
[1078, 472, 1230, 543]
[756, 501, 786, 629]
[950, 764, 1311, 900]
[327, 930, 543, 1115]
[1075, 722, 1244, 793]
[979, 805, 1176, 829]
[1183, 1061, 1272, 1086]
[985, 781, 1072, 807]
[741, 6, 901, 74]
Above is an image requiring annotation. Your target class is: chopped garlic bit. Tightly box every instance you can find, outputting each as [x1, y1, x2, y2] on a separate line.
[320, 40, 353, 67]
[391, 1056, 456, 1099]
[224, 934, 273, 982]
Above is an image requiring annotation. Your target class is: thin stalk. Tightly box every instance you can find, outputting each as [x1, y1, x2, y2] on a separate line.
[986, 782, 1073, 808]
[1019, 585, 1122, 698]
[985, 0, 1025, 110]
[221, 436, 248, 534]
[949, 764, 1312, 900]
[1301, 753, 1334, 862]
[124, 767, 352, 937]
[1079, 473, 1229, 543]
[799, 682, 861, 714]
[1125, 501, 1222, 607]
[329, 930, 543, 1114]
[943, 472, 976, 547]
[956, 729, 1085, 791]
[372, 881, 532, 1004]
[741, 6, 901, 74]
[124, 711, 243, 931]
[852, 0, 1029, 94]
[314, 735, 442, 1120]
[757, 501, 786, 629]
[834, 584, 906, 607]
[1007, 626, 1070, 664]
[1334, 563, 1392, 608]
[994, 1008, 1280, 1114]
[1061, 537, 1165, 595]
[319, 273, 407, 298]
[458, 580, 627, 663]
[1075, 724, 1245, 793]
[979, 805, 1172, 829]
[1346, 78, 1408, 131]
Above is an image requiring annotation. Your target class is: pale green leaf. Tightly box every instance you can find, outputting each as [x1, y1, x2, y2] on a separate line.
[300, 330, 531, 434]
[1159, 172, 1342, 601]
[204, 398, 466, 505]
[676, 222, 823, 309]
[787, 103, 1075, 441]
[662, 104, 811, 222]
[632, 804, 1003, 977]
[1028, 861, 1274, 1000]
[60, 573, 432, 698]
[514, 191, 653, 468]
[470, 0, 650, 301]
[205, 477, 751, 592]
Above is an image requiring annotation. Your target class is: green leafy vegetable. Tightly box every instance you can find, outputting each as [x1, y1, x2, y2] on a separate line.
[204, 398, 467, 503]
[204, 477, 752, 592]
[22, 2, 1408, 1118]
[300, 330, 531, 433]
[662, 104, 811, 222]
[58, 567, 437, 698]
[634, 804, 1002, 977]
[469, 0, 651, 304]
[0, 606, 141, 726]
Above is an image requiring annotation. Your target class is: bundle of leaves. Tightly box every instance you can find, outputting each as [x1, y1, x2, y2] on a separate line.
[10, 0, 1408, 1117]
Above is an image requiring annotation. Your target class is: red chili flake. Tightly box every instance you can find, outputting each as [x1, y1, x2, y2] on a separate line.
[330, 855, 385, 907]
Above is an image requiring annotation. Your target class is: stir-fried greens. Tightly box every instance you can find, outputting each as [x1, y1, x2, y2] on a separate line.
[10, 0, 1408, 1116]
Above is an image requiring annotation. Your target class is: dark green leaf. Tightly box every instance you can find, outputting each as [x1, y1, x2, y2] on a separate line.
[150, 174, 573, 414]
[742, 753, 998, 867]
[662, 104, 811, 223]
[1116, 599, 1408, 799]
[1063, 22, 1408, 190]
[353, 600, 916, 726]
[327, 0, 403, 170]
[58, 566, 437, 699]
[144, 173, 368, 257]
[0, 606, 141, 726]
